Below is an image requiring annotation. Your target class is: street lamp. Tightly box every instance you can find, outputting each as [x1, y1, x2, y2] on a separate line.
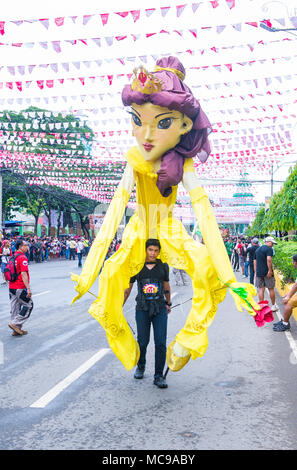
[260, 19, 297, 38]
[270, 159, 296, 196]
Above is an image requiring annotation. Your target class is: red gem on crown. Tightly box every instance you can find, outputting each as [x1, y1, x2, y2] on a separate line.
[138, 71, 147, 85]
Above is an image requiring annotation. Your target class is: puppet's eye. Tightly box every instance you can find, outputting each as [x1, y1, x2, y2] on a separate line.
[131, 114, 142, 126]
[158, 117, 173, 129]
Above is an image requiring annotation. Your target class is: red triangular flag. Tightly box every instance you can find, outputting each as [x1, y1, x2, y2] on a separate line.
[130, 10, 140, 22]
[100, 13, 109, 26]
[55, 17, 64, 27]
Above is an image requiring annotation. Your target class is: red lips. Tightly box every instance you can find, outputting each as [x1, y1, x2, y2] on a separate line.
[143, 143, 154, 152]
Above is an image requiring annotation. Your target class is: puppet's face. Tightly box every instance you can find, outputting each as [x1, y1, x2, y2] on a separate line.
[130, 102, 193, 162]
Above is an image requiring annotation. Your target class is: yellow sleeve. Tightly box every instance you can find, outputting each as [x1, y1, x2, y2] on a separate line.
[183, 157, 195, 173]
[189, 186, 236, 285]
[71, 185, 130, 304]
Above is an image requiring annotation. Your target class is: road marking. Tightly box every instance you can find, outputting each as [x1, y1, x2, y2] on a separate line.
[32, 290, 51, 298]
[275, 309, 297, 363]
[30, 348, 111, 408]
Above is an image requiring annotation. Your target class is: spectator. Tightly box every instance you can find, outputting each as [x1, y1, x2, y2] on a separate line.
[233, 238, 240, 272]
[254, 236, 278, 312]
[69, 238, 77, 260]
[66, 238, 70, 260]
[273, 254, 297, 332]
[76, 238, 85, 268]
[246, 238, 259, 285]
[225, 237, 233, 261]
[236, 238, 245, 276]
[84, 238, 90, 255]
[8, 239, 33, 336]
[33, 238, 43, 263]
[1, 241, 11, 284]
[243, 240, 250, 278]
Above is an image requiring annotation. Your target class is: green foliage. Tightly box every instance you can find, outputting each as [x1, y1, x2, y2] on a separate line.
[2, 170, 29, 222]
[263, 164, 297, 232]
[245, 224, 253, 237]
[249, 207, 266, 235]
[3, 170, 97, 235]
[273, 241, 297, 286]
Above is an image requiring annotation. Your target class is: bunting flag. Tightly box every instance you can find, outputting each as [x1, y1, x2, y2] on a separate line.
[0, 0, 296, 221]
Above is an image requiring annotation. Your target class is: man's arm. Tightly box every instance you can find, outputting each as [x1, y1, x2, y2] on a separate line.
[123, 283, 133, 305]
[21, 272, 31, 297]
[266, 256, 273, 278]
[163, 281, 171, 314]
[283, 282, 297, 303]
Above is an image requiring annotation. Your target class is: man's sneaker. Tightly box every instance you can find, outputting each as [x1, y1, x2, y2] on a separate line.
[153, 376, 168, 389]
[134, 367, 145, 379]
[273, 320, 290, 332]
[271, 304, 279, 312]
[8, 324, 24, 335]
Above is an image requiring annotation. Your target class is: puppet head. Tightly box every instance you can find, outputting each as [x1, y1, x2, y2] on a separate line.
[122, 56, 212, 196]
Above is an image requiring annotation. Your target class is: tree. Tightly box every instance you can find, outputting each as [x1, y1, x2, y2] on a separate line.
[23, 186, 45, 234]
[263, 164, 297, 233]
[2, 170, 98, 235]
[248, 207, 266, 236]
[2, 170, 30, 224]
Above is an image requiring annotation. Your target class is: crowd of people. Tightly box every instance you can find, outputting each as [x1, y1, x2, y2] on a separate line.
[224, 234, 297, 332]
[1, 230, 297, 337]
[0, 234, 124, 285]
[224, 236, 263, 284]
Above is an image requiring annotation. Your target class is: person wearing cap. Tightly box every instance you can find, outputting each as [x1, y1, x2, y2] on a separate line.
[246, 237, 260, 285]
[274, 254, 297, 331]
[8, 239, 33, 336]
[254, 236, 278, 311]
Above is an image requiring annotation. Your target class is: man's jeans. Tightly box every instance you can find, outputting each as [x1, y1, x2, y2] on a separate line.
[135, 307, 168, 379]
[244, 260, 249, 277]
[78, 252, 82, 267]
[249, 264, 255, 285]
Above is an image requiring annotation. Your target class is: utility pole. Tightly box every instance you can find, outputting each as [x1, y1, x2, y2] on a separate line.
[270, 160, 296, 197]
[270, 162, 274, 197]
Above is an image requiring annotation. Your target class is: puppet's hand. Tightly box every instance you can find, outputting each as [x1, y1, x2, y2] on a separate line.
[228, 281, 260, 314]
[71, 273, 89, 305]
[166, 340, 191, 372]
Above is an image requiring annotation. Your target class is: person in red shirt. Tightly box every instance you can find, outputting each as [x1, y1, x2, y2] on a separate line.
[8, 239, 33, 336]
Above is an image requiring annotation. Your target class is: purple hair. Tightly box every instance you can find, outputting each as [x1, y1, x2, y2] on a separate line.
[122, 56, 212, 196]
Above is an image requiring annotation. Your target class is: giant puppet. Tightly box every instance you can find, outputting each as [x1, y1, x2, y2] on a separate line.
[71, 57, 272, 373]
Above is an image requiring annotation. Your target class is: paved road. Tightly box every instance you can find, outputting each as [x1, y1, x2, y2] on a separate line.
[0, 259, 296, 450]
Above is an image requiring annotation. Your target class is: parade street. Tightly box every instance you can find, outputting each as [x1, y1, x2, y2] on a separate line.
[0, 259, 296, 451]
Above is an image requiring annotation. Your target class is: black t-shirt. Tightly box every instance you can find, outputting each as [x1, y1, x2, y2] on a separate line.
[246, 245, 259, 265]
[255, 245, 274, 277]
[130, 260, 169, 284]
[130, 260, 169, 310]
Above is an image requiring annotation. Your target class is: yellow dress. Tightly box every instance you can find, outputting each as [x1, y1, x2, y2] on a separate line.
[71, 147, 259, 372]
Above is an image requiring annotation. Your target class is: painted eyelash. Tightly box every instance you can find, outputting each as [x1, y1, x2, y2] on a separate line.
[127, 111, 142, 124]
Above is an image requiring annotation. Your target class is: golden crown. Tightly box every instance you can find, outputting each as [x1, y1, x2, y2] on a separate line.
[131, 66, 163, 94]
